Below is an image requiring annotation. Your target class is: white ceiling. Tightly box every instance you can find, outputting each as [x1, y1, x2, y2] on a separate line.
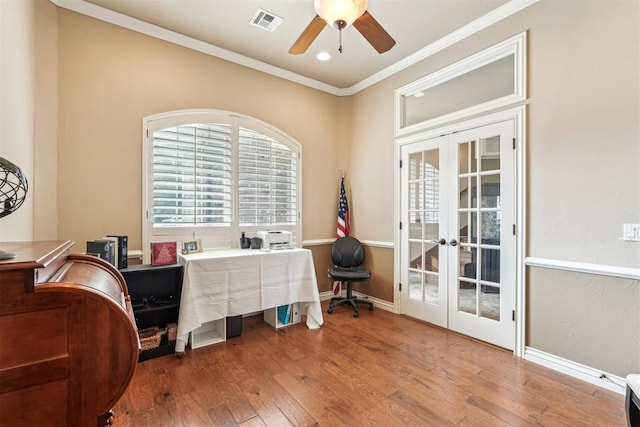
[55, 0, 531, 93]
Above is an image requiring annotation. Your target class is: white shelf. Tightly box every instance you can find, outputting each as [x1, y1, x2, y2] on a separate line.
[263, 303, 301, 329]
[189, 319, 225, 349]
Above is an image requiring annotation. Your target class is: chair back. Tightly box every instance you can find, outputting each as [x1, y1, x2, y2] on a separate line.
[331, 237, 365, 268]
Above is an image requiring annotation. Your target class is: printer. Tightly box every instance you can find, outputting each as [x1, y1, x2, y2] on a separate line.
[257, 230, 292, 249]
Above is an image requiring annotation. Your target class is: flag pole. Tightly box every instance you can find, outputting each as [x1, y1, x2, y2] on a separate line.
[334, 171, 350, 296]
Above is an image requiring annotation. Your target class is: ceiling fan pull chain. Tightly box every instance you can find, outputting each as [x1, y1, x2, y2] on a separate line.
[339, 27, 343, 53]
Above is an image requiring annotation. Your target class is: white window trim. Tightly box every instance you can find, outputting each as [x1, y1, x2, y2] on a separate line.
[394, 32, 527, 137]
[142, 109, 302, 264]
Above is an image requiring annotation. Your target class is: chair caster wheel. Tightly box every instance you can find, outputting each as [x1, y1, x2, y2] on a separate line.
[353, 312, 359, 318]
[327, 308, 333, 314]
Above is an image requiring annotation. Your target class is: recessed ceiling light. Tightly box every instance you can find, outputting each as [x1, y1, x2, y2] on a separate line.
[413, 92, 425, 98]
[316, 51, 331, 61]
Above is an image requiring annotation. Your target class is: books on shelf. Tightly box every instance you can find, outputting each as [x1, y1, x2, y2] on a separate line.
[101, 237, 119, 269]
[106, 235, 128, 269]
[86, 240, 115, 266]
[151, 241, 177, 266]
[86, 234, 128, 269]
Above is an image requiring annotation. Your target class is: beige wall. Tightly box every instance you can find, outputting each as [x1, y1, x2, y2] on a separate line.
[57, 10, 341, 252]
[0, 0, 35, 241]
[528, 268, 639, 377]
[349, 0, 639, 375]
[0, 0, 57, 242]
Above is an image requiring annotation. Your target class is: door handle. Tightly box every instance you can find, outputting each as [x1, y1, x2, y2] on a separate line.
[429, 239, 446, 245]
[449, 239, 458, 247]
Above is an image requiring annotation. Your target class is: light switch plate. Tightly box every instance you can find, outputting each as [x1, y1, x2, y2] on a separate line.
[623, 224, 640, 241]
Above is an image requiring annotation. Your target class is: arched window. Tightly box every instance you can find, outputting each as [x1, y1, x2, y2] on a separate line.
[142, 110, 301, 261]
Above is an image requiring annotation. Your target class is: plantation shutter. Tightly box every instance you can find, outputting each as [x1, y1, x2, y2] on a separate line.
[238, 127, 297, 226]
[152, 123, 232, 226]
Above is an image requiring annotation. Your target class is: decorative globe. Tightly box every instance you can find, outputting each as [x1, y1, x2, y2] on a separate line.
[0, 157, 28, 219]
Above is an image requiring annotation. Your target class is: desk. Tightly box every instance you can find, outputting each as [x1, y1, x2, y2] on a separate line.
[176, 248, 323, 352]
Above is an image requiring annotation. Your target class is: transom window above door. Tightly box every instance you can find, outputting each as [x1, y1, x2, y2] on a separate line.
[395, 32, 526, 136]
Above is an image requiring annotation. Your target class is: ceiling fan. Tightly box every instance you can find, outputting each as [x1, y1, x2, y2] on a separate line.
[289, 0, 396, 55]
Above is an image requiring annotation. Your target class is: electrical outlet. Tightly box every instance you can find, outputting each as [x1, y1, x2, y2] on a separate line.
[623, 224, 640, 241]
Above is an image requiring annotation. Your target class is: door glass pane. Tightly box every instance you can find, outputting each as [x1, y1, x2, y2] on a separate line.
[481, 212, 500, 244]
[480, 285, 500, 320]
[480, 179, 500, 208]
[424, 244, 439, 273]
[409, 211, 421, 239]
[469, 212, 478, 244]
[470, 176, 478, 208]
[459, 177, 470, 208]
[458, 281, 476, 315]
[409, 152, 423, 180]
[458, 246, 477, 279]
[470, 140, 478, 173]
[481, 248, 500, 283]
[424, 149, 440, 176]
[425, 273, 438, 305]
[459, 246, 476, 279]
[480, 136, 501, 172]
[408, 181, 423, 211]
[459, 212, 473, 243]
[422, 214, 439, 240]
[408, 270, 422, 300]
[409, 241, 423, 270]
[425, 180, 439, 210]
[459, 142, 469, 174]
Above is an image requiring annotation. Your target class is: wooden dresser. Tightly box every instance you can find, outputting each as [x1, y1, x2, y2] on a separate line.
[0, 241, 139, 426]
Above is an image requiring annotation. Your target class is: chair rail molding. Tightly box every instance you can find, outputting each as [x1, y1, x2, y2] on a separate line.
[303, 239, 394, 248]
[525, 257, 640, 281]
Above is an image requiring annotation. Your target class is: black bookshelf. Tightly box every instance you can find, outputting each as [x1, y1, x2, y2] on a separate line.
[120, 263, 183, 362]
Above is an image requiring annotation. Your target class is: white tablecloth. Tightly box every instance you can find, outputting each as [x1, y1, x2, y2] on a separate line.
[176, 248, 323, 352]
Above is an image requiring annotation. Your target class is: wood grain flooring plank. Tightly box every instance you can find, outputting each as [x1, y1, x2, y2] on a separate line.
[112, 302, 626, 426]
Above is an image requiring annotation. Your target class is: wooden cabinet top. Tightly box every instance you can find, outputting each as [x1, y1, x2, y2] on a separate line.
[0, 240, 74, 271]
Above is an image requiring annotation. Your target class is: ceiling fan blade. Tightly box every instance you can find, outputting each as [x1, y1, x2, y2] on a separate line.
[353, 11, 396, 54]
[289, 15, 326, 55]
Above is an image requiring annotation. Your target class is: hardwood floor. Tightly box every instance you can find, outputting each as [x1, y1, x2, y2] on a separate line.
[113, 302, 625, 426]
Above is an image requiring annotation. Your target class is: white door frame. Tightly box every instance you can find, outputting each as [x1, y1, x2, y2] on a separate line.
[394, 106, 526, 357]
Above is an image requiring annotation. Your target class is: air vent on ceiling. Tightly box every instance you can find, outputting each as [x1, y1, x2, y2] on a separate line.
[250, 8, 283, 32]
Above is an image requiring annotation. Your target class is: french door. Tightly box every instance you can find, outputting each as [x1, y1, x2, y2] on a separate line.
[399, 120, 516, 349]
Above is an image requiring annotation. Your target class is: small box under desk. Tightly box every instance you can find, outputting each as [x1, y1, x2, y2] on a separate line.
[189, 319, 225, 349]
[263, 303, 301, 329]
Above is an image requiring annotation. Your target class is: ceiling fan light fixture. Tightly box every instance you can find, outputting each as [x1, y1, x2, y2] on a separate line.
[314, 0, 367, 28]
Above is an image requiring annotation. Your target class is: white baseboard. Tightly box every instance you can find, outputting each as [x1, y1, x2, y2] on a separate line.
[524, 347, 626, 395]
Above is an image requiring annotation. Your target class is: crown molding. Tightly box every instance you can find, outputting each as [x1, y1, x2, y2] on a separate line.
[347, 0, 539, 95]
[51, 0, 539, 96]
[50, 0, 342, 95]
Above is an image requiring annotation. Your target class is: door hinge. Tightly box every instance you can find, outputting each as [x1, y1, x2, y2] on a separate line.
[399, 222, 403, 230]
[512, 310, 515, 321]
[513, 224, 516, 235]
[512, 138, 516, 149]
[399, 159, 403, 168]
[399, 282, 402, 292]
[146, 128, 149, 138]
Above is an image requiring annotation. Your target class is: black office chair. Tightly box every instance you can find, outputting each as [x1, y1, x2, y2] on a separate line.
[327, 236, 373, 318]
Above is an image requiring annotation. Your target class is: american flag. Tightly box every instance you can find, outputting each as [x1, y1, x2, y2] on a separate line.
[337, 176, 350, 238]
[334, 176, 350, 295]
